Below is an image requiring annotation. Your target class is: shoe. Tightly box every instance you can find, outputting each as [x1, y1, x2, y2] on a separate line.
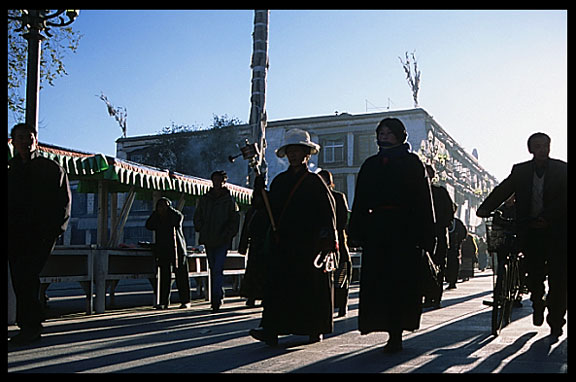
[179, 302, 191, 309]
[211, 304, 221, 313]
[446, 284, 457, 290]
[154, 304, 168, 310]
[309, 334, 323, 343]
[9, 328, 42, 346]
[337, 307, 347, 317]
[550, 326, 564, 338]
[382, 340, 403, 353]
[532, 299, 545, 326]
[249, 328, 278, 346]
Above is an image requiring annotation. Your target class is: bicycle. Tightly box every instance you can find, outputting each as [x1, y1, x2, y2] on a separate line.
[482, 211, 524, 336]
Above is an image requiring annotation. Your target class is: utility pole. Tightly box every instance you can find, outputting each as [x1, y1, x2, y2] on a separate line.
[248, 10, 270, 186]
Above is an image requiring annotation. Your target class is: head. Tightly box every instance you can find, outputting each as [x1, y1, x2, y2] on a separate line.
[284, 144, 311, 167]
[210, 170, 228, 189]
[376, 118, 407, 147]
[527, 132, 551, 162]
[11, 123, 38, 160]
[318, 169, 334, 189]
[156, 197, 171, 214]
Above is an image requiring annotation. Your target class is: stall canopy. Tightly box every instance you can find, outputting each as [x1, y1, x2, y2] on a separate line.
[7, 140, 253, 206]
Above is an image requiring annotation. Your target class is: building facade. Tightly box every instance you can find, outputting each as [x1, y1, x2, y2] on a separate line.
[116, 108, 498, 234]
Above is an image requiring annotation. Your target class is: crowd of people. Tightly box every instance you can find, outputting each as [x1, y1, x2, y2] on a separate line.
[8, 120, 567, 352]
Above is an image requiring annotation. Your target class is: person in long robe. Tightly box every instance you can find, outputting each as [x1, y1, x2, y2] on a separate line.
[249, 128, 337, 346]
[349, 118, 436, 353]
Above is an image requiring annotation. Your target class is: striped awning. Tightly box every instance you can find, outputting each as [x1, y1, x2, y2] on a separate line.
[8, 141, 252, 205]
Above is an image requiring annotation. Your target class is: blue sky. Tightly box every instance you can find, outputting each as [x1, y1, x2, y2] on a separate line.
[8, 9, 567, 181]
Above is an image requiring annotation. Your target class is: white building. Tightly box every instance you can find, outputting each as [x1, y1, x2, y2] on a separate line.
[116, 108, 497, 233]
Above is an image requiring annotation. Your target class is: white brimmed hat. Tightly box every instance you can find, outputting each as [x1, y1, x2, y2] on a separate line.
[275, 128, 320, 158]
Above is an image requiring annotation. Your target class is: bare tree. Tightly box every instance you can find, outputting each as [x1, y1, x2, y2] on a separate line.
[98, 92, 127, 138]
[399, 51, 421, 108]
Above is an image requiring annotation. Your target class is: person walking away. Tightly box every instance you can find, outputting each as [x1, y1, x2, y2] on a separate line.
[146, 197, 191, 309]
[477, 132, 566, 338]
[424, 164, 454, 308]
[249, 128, 337, 346]
[8, 123, 71, 346]
[446, 214, 467, 289]
[319, 169, 352, 318]
[459, 233, 478, 281]
[193, 170, 240, 312]
[348, 118, 436, 353]
[238, 176, 270, 306]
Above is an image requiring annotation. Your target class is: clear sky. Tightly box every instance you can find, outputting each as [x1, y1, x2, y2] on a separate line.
[8, 9, 567, 181]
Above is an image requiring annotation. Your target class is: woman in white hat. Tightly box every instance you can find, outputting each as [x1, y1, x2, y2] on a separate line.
[249, 128, 337, 346]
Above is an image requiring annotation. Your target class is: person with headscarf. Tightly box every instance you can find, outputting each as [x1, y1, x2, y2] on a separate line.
[349, 118, 436, 353]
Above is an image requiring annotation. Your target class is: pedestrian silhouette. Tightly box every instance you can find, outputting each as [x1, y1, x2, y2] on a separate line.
[8, 123, 71, 346]
[424, 164, 454, 308]
[348, 118, 436, 353]
[249, 128, 337, 346]
[477, 132, 567, 338]
[146, 197, 191, 309]
[319, 169, 352, 317]
[193, 170, 240, 312]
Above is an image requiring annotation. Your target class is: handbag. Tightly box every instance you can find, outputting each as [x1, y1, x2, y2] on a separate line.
[421, 249, 441, 297]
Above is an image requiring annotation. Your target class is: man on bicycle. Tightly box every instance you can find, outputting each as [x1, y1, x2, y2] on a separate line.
[477, 132, 567, 338]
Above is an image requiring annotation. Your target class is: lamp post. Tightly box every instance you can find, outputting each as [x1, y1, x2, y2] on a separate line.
[8, 9, 79, 136]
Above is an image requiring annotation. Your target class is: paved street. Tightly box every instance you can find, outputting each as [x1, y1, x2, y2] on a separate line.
[8, 270, 567, 373]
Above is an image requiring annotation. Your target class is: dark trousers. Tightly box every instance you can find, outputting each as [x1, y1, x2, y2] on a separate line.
[8, 236, 56, 332]
[446, 248, 460, 285]
[428, 230, 447, 303]
[522, 228, 567, 330]
[157, 257, 190, 306]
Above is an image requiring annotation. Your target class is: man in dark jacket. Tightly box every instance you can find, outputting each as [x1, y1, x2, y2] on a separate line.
[193, 171, 240, 312]
[8, 123, 71, 346]
[477, 132, 567, 337]
[146, 197, 191, 309]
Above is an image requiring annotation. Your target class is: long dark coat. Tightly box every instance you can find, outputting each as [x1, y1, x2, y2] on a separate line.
[145, 206, 187, 265]
[349, 144, 435, 334]
[260, 165, 337, 336]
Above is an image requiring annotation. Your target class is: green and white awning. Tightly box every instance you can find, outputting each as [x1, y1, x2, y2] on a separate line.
[8, 141, 252, 205]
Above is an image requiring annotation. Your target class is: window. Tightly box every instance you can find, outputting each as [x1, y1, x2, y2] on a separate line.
[322, 137, 345, 164]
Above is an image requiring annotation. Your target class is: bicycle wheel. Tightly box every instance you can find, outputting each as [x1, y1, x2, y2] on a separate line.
[492, 262, 509, 336]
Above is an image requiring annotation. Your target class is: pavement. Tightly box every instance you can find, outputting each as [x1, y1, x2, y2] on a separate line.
[7, 269, 567, 373]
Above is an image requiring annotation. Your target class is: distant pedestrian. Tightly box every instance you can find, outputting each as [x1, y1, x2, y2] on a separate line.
[459, 233, 478, 281]
[446, 214, 467, 289]
[249, 128, 337, 346]
[476, 237, 489, 272]
[193, 170, 240, 312]
[319, 169, 352, 318]
[8, 123, 72, 346]
[348, 118, 436, 353]
[423, 164, 454, 308]
[477, 132, 567, 337]
[146, 197, 191, 309]
[238, 176, 270, 306]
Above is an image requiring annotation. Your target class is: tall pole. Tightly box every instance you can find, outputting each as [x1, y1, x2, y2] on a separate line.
[22, 13, 44, 135]
[248, 10, 270, 186]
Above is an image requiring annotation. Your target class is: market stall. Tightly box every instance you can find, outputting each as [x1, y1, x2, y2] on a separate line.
[8, 141, 252, 321]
